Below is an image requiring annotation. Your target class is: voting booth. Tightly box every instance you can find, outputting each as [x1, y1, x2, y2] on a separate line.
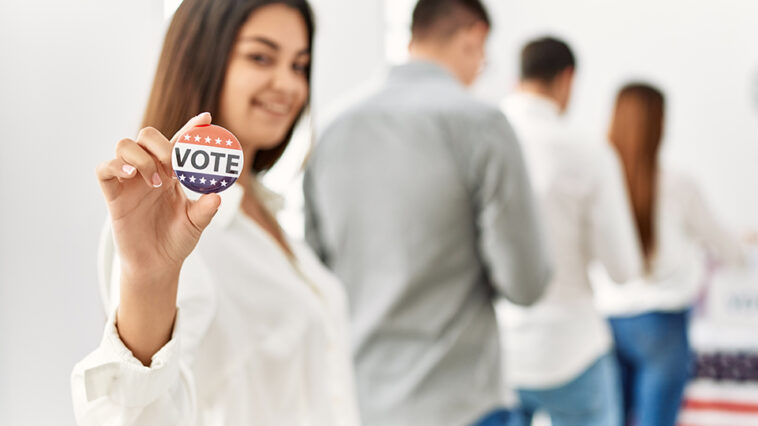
[679, 247, 758, 425]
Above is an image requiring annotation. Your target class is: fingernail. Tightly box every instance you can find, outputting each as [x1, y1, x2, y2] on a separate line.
[122, 165, 136, 175]
[152, 173, 163, 188]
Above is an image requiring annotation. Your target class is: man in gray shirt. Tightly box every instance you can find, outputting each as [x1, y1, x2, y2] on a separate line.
[304, 1, 551, 425]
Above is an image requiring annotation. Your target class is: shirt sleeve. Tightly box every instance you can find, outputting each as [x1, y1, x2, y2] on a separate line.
[680, 175, 745, 266]
[468, 111, 552, 305]
[71, 309, 196, 426]
[588, 146, 643, 282]
[71, 225, 216, 426]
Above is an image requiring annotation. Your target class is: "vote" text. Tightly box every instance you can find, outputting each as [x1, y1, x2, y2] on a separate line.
[174, 146, 241, 175]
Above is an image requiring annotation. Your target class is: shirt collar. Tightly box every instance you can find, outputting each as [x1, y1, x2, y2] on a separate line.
[387, 60, 460, 87]
[187, 177, 285, 229]
[503, 91, 561, 120]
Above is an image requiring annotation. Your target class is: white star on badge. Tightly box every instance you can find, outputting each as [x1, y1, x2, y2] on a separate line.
[194, 135, 201, 142]
[189, 176, 196, 182]
[199, 177, 207, 184]
[221, 180, 228, 186]
[210, 178, 217, 185]
[179, 174, 186, 181]
[184, 134, 190, 141]
[226, 139, 233, 146]
[205, 137, 211, 143]
[215, 138, 222, 144]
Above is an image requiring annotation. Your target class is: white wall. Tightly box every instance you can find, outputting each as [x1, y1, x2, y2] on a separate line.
[0, 1, 164, 424]
[310, 0, 385, 113]
[474, 0, 758, 231]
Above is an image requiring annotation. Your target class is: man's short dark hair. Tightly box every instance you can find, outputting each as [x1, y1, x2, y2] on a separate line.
[520, 37, 575, 83]
[411, 0, 490, 41]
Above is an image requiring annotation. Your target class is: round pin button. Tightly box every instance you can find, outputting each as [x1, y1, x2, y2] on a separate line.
[172, 124, 244, 194]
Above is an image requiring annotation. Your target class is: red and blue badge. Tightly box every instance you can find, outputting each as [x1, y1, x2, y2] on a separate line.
[172, 124, 244, 194]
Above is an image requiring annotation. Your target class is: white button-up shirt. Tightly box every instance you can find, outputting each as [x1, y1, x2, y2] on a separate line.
[71, 180, 361, 426]
[591, 169, 746, 316]
[497, 92, 643, 388]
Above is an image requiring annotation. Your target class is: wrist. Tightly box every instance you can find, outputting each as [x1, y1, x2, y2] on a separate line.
[120, 262, 182, 290]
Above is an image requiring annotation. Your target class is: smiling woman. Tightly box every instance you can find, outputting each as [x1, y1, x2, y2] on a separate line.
[70, 1, 361, 425]
[144, 0, 313, 173]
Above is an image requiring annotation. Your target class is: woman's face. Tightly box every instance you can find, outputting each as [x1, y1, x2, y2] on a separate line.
[218, 4, 310, 155]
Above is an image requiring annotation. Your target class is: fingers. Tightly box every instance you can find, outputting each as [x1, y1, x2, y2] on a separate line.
[116, 138, 164, 188]
[170, 112, 212, 144]
[96, 158, 139, 201]
[125, 113, 211, 179]
[136, 127, 173, 175]
[97, 113, 213, 201]
[187, 193, 221, 232]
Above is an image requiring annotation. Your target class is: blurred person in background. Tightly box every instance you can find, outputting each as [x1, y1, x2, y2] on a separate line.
[303, 0, 552, 425]
[592, 83, 747, 426]
[499, 37, 641, 426]
[70, 1, 362, 425]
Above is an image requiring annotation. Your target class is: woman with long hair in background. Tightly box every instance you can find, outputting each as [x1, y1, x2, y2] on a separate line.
[592, 83, 745, 426]
[70, 1, 361, 425]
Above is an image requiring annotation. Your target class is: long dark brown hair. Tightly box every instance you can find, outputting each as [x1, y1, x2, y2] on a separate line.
[609, 83, 665, 265]
[142, 0, 314, 173]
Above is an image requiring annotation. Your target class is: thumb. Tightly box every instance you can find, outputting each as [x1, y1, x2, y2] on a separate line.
[188, 193, 222, 232]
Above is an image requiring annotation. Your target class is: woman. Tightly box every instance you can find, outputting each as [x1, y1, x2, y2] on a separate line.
[592, 83, 745, 426]
[70, 1, 361, 425]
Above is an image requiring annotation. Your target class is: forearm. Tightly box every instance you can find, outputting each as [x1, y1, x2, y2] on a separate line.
[117, 268, 180, 365]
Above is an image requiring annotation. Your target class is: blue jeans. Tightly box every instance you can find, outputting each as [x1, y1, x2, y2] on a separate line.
[609, 310, 691, 426]
[506, 352, 622, 426]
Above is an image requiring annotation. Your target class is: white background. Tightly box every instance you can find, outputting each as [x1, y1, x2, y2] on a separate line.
[1, 0, 756, 424]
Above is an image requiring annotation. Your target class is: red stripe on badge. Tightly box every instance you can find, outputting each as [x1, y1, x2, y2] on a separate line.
[176, 124, 242, 150]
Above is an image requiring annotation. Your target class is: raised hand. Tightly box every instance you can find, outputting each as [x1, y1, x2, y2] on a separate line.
[95, 113, 221, 364]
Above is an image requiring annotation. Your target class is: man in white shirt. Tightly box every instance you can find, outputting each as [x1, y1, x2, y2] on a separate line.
[498, 37, 642, 426]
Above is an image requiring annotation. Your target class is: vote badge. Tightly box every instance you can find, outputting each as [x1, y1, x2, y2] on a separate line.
[172, 124, 244, 194]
